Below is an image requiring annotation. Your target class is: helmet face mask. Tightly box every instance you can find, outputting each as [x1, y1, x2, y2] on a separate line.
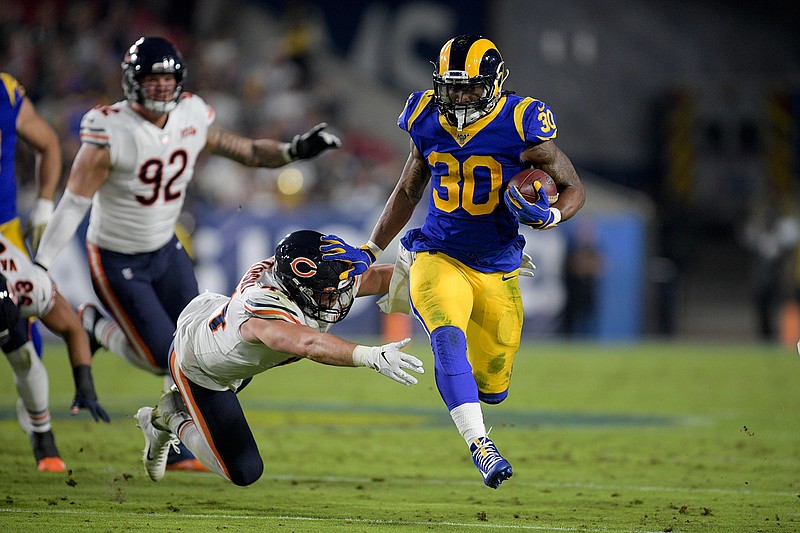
[274, 231, 355, 324]
[122, 36, 186, 115]
[0, 274, 20, 347]
[433, 34, 508, 130]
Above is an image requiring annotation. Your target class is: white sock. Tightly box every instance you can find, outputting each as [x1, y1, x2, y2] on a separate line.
[163, 374, 176, 393]
[7, 341, 51, 433]
[450, 402, 486, 445]
[171, 420, 227, 479]
[99, 318, 158, 373]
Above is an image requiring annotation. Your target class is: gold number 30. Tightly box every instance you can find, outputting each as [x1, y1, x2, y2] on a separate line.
[428, 152, 503, 216]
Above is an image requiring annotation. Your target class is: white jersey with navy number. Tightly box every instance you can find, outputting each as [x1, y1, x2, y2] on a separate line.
[174, 258, 362, 392]
[79, 94, 215, 253]
[0, 233, 56, 319]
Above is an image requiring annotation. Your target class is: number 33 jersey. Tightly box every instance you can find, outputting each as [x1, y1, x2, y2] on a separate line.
[79, 94, 215, 254]
[0, 234, 56, 319]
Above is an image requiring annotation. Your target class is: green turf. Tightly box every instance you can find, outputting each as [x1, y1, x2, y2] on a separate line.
[0, 339, 798, 532]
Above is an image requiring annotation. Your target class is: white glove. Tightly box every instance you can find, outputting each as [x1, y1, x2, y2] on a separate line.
[25, 198, 54, 253]
[519, 252, 537, 277]
[352, 338, 424, 386]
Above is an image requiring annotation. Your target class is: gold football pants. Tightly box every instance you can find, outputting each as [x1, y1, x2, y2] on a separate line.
[409, 251, 524, 396]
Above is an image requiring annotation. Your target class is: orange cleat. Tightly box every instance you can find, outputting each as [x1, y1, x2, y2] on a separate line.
[166, 458, 208, 472]
[37, 456, 67, 473]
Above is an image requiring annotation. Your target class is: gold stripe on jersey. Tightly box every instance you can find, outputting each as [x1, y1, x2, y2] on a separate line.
[0, 73, 23, 107]
[513, 97, 535, 142]
[437, 95, 509, 147]
[0, 218, 27, 254]
[406, 90, 435, 131]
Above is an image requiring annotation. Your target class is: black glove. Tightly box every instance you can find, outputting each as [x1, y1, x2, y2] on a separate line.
[71, 365, 110, 423]
[287, 123, 341, 160]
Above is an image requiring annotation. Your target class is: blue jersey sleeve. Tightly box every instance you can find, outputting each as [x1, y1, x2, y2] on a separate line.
[398, 90, 435, 133]
[0, 74, 26, 223]
[521, 98, 558, 143]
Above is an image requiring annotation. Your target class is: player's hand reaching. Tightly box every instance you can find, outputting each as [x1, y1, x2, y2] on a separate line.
[286, 123, 341, 161]
[320, 234, 379, 279]
[504, 182, 559, 229]
[352, 338, 425, 386]
[70, 365, 110, 423]
[71, 395, 110, 423]
[24, 198, 54, 253]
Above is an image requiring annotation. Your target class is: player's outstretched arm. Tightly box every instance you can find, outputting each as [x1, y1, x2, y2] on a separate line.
[35, 143, 110, 269]
[205, 122, 340, 168]
[38, 292, 110, 422]
[240, 319, 424, 385]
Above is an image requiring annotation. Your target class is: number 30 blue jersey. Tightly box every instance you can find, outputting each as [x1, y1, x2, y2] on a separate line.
[397, 90, 558, 273]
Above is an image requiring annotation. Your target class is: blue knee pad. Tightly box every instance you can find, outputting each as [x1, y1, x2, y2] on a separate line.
[431, 326, 478, 410]
[431, 326, 470, 375]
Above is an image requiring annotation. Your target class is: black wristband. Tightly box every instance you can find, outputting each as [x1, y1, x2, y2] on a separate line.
[72, 364, 97, 400]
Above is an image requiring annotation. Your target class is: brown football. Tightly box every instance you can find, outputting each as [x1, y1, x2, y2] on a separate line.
[508, 168, 559, 204]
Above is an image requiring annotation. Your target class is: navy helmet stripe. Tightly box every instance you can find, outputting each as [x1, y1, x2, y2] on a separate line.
[447, 39, 472, 71]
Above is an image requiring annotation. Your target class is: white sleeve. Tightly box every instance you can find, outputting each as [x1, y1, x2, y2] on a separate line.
[241, 288, 304, 324]
[34, 189, 92, 269]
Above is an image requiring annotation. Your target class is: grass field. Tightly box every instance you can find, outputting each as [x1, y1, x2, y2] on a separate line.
[0, 339, 798, 532]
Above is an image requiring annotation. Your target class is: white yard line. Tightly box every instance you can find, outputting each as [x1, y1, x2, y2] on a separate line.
[0, 508, 671, 532]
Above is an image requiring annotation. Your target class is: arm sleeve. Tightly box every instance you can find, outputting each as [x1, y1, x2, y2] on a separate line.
[34, 190, 92, 269]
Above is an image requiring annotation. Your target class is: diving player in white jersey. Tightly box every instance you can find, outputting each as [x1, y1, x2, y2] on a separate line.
[1, 233, 109, 472]
[135, 230, 424, 485]
[34, 36, 342, 471]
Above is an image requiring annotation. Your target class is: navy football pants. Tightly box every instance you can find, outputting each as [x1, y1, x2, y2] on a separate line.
[87, 235, 198, 371]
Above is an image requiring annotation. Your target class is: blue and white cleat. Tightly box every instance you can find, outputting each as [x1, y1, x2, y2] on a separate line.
[470, 436, 513, 489]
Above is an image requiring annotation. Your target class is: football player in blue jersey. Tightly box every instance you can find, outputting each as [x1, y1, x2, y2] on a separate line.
[321, 35, 585, 488]
[0, 72, 70, 471]
[0, 72, 62, 253]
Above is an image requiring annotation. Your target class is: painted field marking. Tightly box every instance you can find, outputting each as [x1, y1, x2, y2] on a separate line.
[0, 508, 671, 533]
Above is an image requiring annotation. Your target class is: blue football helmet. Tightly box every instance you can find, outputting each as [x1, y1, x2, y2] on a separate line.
[121, 36, 186, 115]
[433, 34, 508, 130]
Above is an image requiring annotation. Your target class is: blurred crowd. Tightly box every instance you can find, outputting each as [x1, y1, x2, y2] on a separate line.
[4, 0, 800, 343]
[1, 0, 403, 215]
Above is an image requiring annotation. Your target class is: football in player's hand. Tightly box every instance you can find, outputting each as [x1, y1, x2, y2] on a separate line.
[508, 168, 559, 204]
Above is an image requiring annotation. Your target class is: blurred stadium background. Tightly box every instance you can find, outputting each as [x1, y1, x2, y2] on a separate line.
[3, 0, 799, 345]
